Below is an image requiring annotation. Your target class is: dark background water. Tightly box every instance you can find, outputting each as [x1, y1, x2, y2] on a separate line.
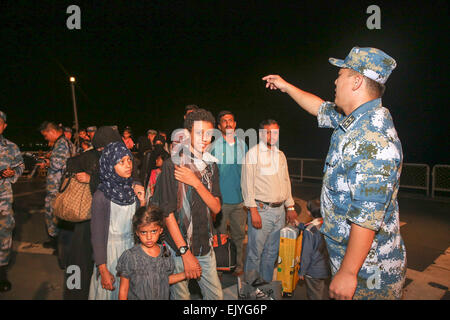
[1, 1, 448, 165]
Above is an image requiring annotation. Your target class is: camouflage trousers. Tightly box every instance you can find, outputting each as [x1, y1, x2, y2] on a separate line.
[44, 191, 59, 238]
[45, 173, 62, 238]
[0, 199, 14, 267]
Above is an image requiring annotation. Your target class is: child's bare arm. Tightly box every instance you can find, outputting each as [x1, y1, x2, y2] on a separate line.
[169, 272, 187, 285]
[118, 276, 129, 300]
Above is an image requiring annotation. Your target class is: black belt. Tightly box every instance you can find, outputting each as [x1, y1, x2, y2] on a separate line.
[256, 200, 284, 208]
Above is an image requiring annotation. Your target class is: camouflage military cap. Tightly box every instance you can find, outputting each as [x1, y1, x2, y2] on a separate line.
[329, 47, 397, 84]
[0, 111, 6, 122]
[86, 126, 97, 132]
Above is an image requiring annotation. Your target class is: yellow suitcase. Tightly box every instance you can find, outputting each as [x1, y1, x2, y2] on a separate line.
[276, 225, 303, 297]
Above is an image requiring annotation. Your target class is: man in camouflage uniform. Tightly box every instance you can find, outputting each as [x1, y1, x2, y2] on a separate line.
[86, 126, 97, 140]
[39, 122, 74, 249]
[63, 127, 73, 142]
[0, 111, 24, 292]
[263, 47, 406, 300]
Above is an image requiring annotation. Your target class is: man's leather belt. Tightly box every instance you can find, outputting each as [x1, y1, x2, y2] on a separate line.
[256, 200, 284, 208]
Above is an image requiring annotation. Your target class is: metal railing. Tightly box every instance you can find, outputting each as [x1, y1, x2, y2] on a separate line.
[287, 158, 447, 197]
[432, 165, 450, 197]
[18, 151, 448, 198]
[287, 158, 324, 182]
[400, 163, 430, 196]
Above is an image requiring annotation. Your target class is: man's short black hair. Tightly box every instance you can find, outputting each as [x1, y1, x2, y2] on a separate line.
[365, 77, 386, 97]
[259, 119, 279, 129]
[123, 126, 132, 134]
[153, 134, 166, 146]
[217, 110, 235, 124]
[39, 121, 60, 132]
[184, 108, 216, 131]
[185, 104, 199, 113]
[348, 68, 385, 98]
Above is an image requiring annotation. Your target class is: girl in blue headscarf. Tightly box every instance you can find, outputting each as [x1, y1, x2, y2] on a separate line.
[89, 141, 145, 300]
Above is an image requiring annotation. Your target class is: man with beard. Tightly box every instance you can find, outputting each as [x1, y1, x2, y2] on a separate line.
[241, 119, 298, 282]
[209, 110, 247, 276]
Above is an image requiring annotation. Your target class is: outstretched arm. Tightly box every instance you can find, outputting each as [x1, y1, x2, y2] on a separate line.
[262, 75, 324, 116]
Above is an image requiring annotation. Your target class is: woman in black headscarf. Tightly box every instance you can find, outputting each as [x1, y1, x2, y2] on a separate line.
[88, 142, 145, 300]
[61, 126, 122, 300]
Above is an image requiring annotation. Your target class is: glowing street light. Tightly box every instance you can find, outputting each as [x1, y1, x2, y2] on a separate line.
[69, 76, 79, 148]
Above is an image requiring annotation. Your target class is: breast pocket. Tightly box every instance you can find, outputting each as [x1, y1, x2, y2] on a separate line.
[352, 160, 395, 203]
[323, 154, 342, 192]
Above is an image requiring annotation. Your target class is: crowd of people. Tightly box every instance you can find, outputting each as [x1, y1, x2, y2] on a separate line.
[0, 46, 407, 300]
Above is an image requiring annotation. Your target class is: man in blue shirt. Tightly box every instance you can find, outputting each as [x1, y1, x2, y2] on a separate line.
[262, 47, 406, 300]
[210, 110, 248, 276]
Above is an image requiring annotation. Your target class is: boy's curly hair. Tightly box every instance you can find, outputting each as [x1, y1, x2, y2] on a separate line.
[183, 108, 215, 132]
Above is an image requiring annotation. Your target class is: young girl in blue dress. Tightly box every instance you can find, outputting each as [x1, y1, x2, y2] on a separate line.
[88, 141, 145, 300]
[116, 205, 186, 300]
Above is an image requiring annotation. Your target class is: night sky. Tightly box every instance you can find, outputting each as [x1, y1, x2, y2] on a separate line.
[1, 1, 448, 165]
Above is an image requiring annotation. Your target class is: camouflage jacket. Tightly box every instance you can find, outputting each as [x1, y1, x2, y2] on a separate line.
[318, 98, 406, 299]
[46, 135, 74, 189]
[0, 134, 24, 199]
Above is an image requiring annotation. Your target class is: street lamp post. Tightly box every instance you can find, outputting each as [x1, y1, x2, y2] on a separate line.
[69, 76, 80, 148]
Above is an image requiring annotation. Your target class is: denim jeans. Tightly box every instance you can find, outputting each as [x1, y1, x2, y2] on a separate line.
[244, 203, 285, 282]
[166, 243, 223, 300]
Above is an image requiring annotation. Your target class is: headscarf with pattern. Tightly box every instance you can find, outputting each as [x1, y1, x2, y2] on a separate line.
[98, 141, 136, 205]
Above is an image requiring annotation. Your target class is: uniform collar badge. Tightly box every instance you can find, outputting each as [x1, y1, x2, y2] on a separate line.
[340, 115, 355, 131]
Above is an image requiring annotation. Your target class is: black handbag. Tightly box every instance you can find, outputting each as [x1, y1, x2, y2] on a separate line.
[212, 233, 237, 272]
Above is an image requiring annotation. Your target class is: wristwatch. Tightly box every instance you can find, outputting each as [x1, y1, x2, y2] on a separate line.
[287, 207, 295, 211]
[179, 246, 189, 255]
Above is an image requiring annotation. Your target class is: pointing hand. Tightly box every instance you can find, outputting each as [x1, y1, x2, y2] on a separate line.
[262, 75, 290, 92]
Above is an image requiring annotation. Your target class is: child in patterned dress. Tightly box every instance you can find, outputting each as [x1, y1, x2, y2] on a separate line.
[117, 206, 186, 300]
